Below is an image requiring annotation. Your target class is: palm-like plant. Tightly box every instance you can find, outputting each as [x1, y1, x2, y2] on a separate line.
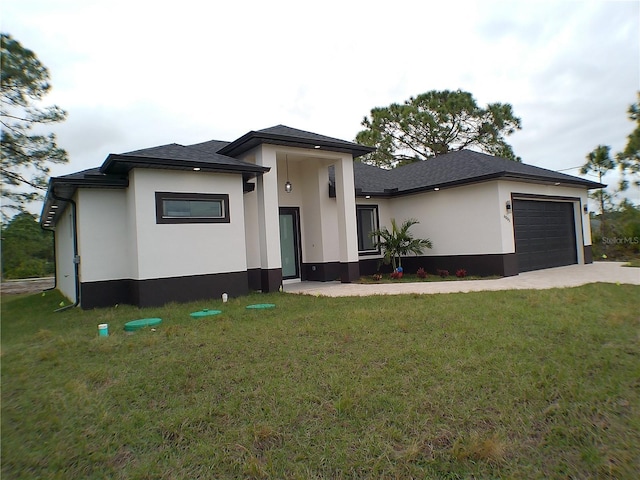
[370, 218, 432, 270]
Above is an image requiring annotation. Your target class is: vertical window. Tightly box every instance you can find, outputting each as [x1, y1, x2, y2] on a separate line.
[356, 205, 380, 254]
[155, 192, 230, 224]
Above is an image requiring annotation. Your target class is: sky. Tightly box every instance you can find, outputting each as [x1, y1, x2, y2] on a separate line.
[3, 0, 640, 214]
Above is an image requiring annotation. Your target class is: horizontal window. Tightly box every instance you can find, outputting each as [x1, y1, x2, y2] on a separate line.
[357, 205, 380, 254]
[155, 192, 230, 224]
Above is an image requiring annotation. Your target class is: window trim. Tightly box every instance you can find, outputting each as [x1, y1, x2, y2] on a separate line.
[356, 204, 380, 255]
[155, 192, 230, 224]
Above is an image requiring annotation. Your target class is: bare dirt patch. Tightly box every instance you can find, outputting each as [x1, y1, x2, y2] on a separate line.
[1, 278, 55, 295]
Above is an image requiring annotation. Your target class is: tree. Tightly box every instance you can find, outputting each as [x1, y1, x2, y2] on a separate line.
[617, 92, 640, 190]
[581, 145, 615, 238]
[1, 212, 54, 279]
[355, 89, 522, 168]
[370, 218, 432, 270]
[589, 199, 640, 260]
[1, 33, 68, 221]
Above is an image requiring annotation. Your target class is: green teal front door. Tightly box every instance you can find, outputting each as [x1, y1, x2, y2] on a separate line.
[279, 207, 301, 279]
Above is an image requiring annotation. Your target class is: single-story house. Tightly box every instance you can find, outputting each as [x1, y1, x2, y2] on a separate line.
[41, 125, 603, 309]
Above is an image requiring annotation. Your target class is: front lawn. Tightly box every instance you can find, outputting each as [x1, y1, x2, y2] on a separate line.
[2, 285, 639, 479]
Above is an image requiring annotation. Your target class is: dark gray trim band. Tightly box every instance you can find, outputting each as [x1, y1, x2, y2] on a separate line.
[359, 253, 519, 278]
[260, 268, 282, 293]
[583, 245, 593, 264]
[340, 262, 360, 283]
[80, 271, 249, 309]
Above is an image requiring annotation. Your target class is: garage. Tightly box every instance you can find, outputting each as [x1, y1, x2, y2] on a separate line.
[513, 199, 578, 272]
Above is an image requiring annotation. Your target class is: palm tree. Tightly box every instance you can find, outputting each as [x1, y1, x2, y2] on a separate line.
[370, 218, 432, 270]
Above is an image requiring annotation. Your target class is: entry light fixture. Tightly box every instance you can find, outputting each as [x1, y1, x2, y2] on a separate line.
[506, 200, 512, 213]
[284, 155, 293, 193]
[583, 205, 588, 214]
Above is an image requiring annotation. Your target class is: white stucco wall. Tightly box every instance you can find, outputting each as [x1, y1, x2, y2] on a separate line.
[298, 162, 323, 263]
[318, 173, 340, 262]
[243, 187, 261, 270]
[246, 145, 359, 268]
[76, 189, 131, 282]
[129, 169, 248, 280]
[363, 180, 592, 260]
[334, 155, 360, 264]
[388, 182, 503, 256]
[54, 201, 76, 302]
[299, 161, 340, 263]
[253, 146, 282, 270]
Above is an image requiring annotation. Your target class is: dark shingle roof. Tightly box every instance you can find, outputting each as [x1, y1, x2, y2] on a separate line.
[351, 150, 603, 195]
[187, 139, 231, 154]
[101, 142, 268, 176]
[352, 162, 394, 193]
[42, 126, 602, 229]
[54, 167, 127, 184]
[218, 124, 375, 158]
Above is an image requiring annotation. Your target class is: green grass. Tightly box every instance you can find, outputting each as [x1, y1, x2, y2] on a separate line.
[2, 285, 639, 479]
[623, 258, 640, 267]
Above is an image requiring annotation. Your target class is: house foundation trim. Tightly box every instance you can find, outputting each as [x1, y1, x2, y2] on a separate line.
[359, 253, 519, 278]
[80, 271, 250, 309]
[583, 245, 593, 264]
[340, 262, 360, 283]
[302, 262, 341, 282]
[260, 268, 283, 293]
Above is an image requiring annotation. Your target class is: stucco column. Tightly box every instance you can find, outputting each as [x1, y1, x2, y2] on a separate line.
[255, 146, 282, 292]
[334, 155, 360, 282]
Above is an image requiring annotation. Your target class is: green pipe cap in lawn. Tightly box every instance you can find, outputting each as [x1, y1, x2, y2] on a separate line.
[190, 309, 222, 318]
[246, 304, 276, 309]
[124, 318, 162, 332]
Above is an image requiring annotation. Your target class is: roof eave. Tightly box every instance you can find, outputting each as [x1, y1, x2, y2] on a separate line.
[100, 154, 270, 176]
[40, 175, 129, 229]
[500, 172, 605, 189]
[218, 131, 375, 158]
[354, 171, 603, 198]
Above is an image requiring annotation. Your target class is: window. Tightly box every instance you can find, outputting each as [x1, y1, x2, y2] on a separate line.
[356, 205, 379, 254]
[155, 192, 230, 224]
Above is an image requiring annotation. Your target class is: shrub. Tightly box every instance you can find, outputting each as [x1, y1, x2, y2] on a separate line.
[416, 267, 427, 279]
[456, 269, 467, 278]
[437, 269, 449, 278]
[372, 273, 383, 281]
[369, 218, 433, 270]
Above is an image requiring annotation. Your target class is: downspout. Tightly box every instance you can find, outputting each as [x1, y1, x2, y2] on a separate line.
[41, 224, 57, 292]
[50, 191, 80, 311]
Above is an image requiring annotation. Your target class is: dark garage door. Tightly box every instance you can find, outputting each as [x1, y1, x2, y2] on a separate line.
[513, 199, 577, 272]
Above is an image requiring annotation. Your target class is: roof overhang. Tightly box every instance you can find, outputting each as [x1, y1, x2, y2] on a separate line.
[353, 171, 606, 198]
[218, 130, 375, 159]
[40, 172, 129, 230]
[100, 154, 269, 180]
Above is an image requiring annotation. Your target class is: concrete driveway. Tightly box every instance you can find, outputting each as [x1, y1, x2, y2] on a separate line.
[284, 262, 640, 297]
